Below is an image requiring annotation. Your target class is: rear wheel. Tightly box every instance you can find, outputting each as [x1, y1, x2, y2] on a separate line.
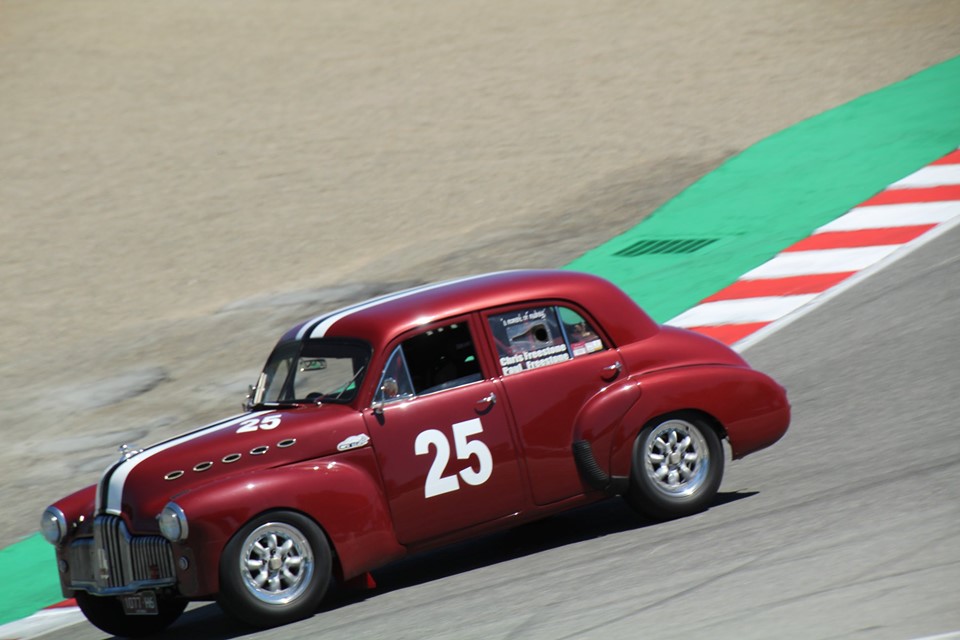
[217, 511, 332, 628]
[75, 591, 186, 638]
[625, 414, 724, 520]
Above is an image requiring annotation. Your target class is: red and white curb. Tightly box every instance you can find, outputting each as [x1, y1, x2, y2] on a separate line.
[0, 600, 81, 640]
[668, 148, 960, 352]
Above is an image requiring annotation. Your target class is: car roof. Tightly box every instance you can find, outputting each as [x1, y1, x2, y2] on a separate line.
[282, 270, 658, 350]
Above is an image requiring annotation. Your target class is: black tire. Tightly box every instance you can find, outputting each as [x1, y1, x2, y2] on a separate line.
[75, 591, 186, 638]
[625, 413, 724, 520]
[217, 510, 332, 629]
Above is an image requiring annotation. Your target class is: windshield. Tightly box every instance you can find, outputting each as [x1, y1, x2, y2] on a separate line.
[258, 338, 371, 405]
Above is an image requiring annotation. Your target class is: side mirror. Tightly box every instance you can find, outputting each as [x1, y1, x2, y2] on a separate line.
[243, 384, 256, 411]
[371, 377, 399, 416]
[380, 377, 399, 399]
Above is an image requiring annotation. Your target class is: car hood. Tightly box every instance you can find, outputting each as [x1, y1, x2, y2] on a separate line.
[97, 405, 368, 531]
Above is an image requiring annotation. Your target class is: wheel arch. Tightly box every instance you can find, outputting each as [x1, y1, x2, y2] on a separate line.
[222, 505, 346, 582]
[607, 365, 789, 477]
[626, 408, 728, 469]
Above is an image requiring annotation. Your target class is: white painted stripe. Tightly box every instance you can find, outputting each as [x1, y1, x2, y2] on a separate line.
[667, 294, 818, 327]
[816, 201, 960, 232]
[0, 606, 84, 639]
[907, 631, 960, 640]
[735, 214, 960, 352]
[307, 271, 515, 338]
[890, 164, 960, 188]
[294, 281, 439, 340]
[105, 411, 269, 514]
[741, 245, 900, 279]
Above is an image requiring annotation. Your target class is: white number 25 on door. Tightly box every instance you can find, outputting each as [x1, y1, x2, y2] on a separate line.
[415, 418, 493, 498]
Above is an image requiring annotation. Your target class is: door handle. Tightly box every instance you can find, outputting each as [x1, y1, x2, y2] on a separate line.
[476, 392, 497, 407]
[602, 361, 622, 379]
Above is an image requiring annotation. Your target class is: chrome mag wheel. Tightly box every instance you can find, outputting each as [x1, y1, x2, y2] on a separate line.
[238, 522, 315, 605]
[219, 511, 332, 628]
[626, 414, 724, 520]
[641, 418, 711, 498]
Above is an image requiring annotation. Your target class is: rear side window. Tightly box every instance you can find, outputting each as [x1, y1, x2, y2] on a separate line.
[488, 305, 606, 376]
[558, 307, 605, 357]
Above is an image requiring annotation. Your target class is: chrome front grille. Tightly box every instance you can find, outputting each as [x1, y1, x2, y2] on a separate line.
[67, 515, 176, 594]
[96, 515, 126, 588]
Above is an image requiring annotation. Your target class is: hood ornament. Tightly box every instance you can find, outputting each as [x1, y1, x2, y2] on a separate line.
[118, 444, 143, 461]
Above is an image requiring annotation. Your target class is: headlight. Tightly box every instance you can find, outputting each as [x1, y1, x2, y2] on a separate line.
[157, 502, 189, 542]
[40, 506, 67, 545]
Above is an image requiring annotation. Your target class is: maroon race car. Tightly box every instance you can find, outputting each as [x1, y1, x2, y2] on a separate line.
[40, 270, 789, 636]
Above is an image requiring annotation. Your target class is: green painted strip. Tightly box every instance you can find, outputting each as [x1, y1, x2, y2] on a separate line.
[0, 534, 64, 625]
[567, 55, 960, 323]
[3, 54, 959, 629]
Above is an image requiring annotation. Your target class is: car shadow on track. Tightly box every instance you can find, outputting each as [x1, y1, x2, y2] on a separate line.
[132, 492, 756, 640]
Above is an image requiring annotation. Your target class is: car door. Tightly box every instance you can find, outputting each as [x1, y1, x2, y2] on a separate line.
[485, 303, 622, 505]
[363, 317, 525, 545]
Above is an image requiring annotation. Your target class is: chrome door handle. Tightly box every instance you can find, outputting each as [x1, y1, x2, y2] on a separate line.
[602, 361, 622, 378]
[477, 393, 497, 407]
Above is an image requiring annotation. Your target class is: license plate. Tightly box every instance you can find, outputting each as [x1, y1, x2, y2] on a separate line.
[121, 591, 159, 616]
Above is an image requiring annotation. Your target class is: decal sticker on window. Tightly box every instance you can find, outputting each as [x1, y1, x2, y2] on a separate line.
[488, 307, 572, 375]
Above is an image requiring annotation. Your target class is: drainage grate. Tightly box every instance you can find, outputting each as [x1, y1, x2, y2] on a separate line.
[613, 238, 718, 257]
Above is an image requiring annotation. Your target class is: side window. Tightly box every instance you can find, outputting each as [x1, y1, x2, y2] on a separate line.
[383, 322, 483, 398]
[558, 307, 606, 357]
[374, 345, 416, 405]
[488, 306, 572, 376]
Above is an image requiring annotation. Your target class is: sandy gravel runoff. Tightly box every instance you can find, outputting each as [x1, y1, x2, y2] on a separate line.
[1, 1, 958, 547]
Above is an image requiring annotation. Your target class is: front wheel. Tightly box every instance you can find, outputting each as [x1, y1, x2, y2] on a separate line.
[625, 414, 724, 520]
[217, 510, 332, 629]
[75, 591, 186, 638]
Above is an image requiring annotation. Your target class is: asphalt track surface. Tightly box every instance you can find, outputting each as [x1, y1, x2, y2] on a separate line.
[38, 223, 960, 640]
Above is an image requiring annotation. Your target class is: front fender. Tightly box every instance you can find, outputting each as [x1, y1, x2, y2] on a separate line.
[608, 365, 790, 476]
[171, 448, 404, 597]
[49, 484, 97, 541]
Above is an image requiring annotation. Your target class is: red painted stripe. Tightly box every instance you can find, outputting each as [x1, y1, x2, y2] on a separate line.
[44, 599, 76, 609]
[688, 322, 771, 345]
[861, 184, 960, 206]
[782, 225, 936, 252]
[931, 149, 960, 165]
[703, 273, 855, 302]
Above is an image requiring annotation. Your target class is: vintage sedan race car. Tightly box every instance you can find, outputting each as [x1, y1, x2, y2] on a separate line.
[41, 270, 789, 636]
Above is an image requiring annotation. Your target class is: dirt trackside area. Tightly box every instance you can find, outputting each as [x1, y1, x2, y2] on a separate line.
[1, 1, 958, 546]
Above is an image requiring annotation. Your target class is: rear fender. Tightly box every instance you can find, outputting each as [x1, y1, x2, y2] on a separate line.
[571, 378, 642, 482]
[608, 366, 790, 476]
[171, 449, 404, 597]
